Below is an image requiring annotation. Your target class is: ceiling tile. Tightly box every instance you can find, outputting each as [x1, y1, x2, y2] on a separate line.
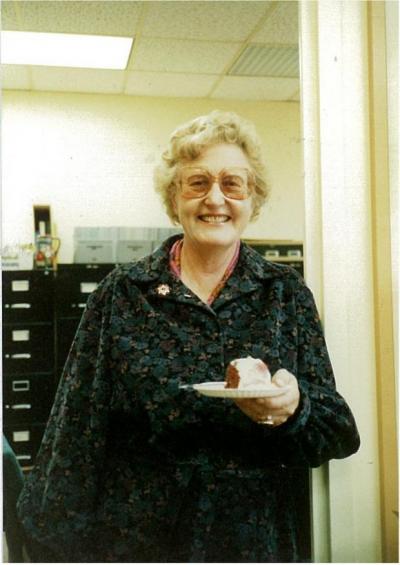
[1, 64, 31, 90]
[125, 71, 217, 98]
[2, 1, 19, 29]
[211, 76, 299, 101]
[31, 66, 125, 94]
[131, 37, 239, 74]
[252, 0, 298, 45]
[142, 1, 270, 42]
[2, 0, 300, 100]
[3, 1, 141, 37]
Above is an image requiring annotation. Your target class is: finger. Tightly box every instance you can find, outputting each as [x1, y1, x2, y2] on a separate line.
[239, 396, 289, 415]
[234, 389, 299, 421]
[233, 399, 272, 422]
[267, 392, 295, 409]
[258, 394, 299, 419]
[272, 368, 293, 387]
[234, 400, 284, 421]
[268, 415, 287, 426]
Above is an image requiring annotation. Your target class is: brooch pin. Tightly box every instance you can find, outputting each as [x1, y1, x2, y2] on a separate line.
[156, 284, 171, 296]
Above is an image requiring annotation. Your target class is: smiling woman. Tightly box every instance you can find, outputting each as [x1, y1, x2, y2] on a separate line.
[16, 110, 360, 563]
[173, 144, 254, 255]
[153, 112, 270, 303]
[154, 110, 270, 223]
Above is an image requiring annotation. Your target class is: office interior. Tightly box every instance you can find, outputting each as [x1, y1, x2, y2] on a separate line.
[2, 1, 398, 563]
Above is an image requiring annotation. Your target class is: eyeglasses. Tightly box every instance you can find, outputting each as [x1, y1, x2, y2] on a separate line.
[179, 167, 254, 200]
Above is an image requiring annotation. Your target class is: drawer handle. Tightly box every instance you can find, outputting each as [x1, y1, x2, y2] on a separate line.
[12, 431, 30, 442]
[80, 282, 97, 293]
[8, 303, 32, 309]
[10, 353, 32, 359]
[11, 404, 32, 410]
[12, 330, 30, 342]
[287, 250, 302, 258]
[16, 455, 32, 462]
[11, 280, 29, 292]
[12, 380, 30, 392]
[12, 381, 31, 392]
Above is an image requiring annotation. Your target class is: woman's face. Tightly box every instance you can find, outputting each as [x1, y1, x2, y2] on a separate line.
[173, 143, 254, 252]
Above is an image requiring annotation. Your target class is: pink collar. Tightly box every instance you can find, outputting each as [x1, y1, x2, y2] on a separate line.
[169, 238, 240, 305]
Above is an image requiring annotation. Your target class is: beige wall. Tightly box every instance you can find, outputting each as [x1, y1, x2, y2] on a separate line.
[2, 91, 303, 263]
[300, 1, 398, 562]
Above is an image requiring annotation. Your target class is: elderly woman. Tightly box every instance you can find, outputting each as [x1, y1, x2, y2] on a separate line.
[17, 110, 360, 562]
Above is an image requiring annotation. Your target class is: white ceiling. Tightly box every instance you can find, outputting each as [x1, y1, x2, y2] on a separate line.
[1, 0, 300, 101]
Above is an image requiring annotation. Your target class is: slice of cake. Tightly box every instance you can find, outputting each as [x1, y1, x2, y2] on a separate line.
[225, 356, 271, 389]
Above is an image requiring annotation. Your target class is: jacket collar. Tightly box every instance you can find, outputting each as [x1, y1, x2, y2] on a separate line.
[125, 235, 284, 285]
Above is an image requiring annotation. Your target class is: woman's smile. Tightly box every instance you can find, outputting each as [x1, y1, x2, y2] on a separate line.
[198, 214, 231, 224]
[173, 143, 253, 250]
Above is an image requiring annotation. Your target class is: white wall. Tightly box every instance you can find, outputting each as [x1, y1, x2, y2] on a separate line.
[2, 91, 303, 263]
[299, 1, 390, 561]
[386, 0, 399, 405]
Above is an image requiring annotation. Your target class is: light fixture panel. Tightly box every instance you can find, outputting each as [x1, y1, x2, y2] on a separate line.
[1, 31, 133, 70]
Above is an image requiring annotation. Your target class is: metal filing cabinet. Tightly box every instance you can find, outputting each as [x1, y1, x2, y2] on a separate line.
[2, 270, 55, 470]
[2, 266, 115, 470]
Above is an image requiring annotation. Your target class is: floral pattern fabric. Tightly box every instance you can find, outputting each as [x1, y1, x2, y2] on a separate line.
[17, 235, 360, 562]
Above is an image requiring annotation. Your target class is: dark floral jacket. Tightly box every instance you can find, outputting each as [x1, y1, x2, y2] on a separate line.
[17, 236, 360, 563]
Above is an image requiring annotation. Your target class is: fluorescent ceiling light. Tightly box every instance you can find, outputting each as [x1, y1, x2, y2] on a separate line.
[1, 31, 133, 70]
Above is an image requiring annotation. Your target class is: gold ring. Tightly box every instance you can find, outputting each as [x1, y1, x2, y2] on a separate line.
[259, 415, 274, 426]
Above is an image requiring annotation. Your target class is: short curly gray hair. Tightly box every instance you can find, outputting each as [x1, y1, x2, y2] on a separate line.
[154, 110, 269, 224]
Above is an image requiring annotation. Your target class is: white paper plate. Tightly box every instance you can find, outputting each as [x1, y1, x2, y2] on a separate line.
[191, 381, 289, 399]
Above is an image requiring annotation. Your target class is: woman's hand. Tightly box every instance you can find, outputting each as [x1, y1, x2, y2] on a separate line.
[234, 369, 300, 427]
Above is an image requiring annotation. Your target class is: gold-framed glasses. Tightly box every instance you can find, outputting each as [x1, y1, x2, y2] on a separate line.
[179, 167, 254, 200]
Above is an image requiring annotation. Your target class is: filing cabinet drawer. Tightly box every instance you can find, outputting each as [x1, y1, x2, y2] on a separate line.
[2, 270, 53, 323]
[55, 264, 114, 317]
[3, 373, 55, 425]
[3, 324, 54, 373]
[3, 423, 46, 469]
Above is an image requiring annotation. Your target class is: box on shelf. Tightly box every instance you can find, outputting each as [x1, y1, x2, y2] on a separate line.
[74, 241, 113, 263]
[73, 226, 183, 264]
[116, 241, 153, 263]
